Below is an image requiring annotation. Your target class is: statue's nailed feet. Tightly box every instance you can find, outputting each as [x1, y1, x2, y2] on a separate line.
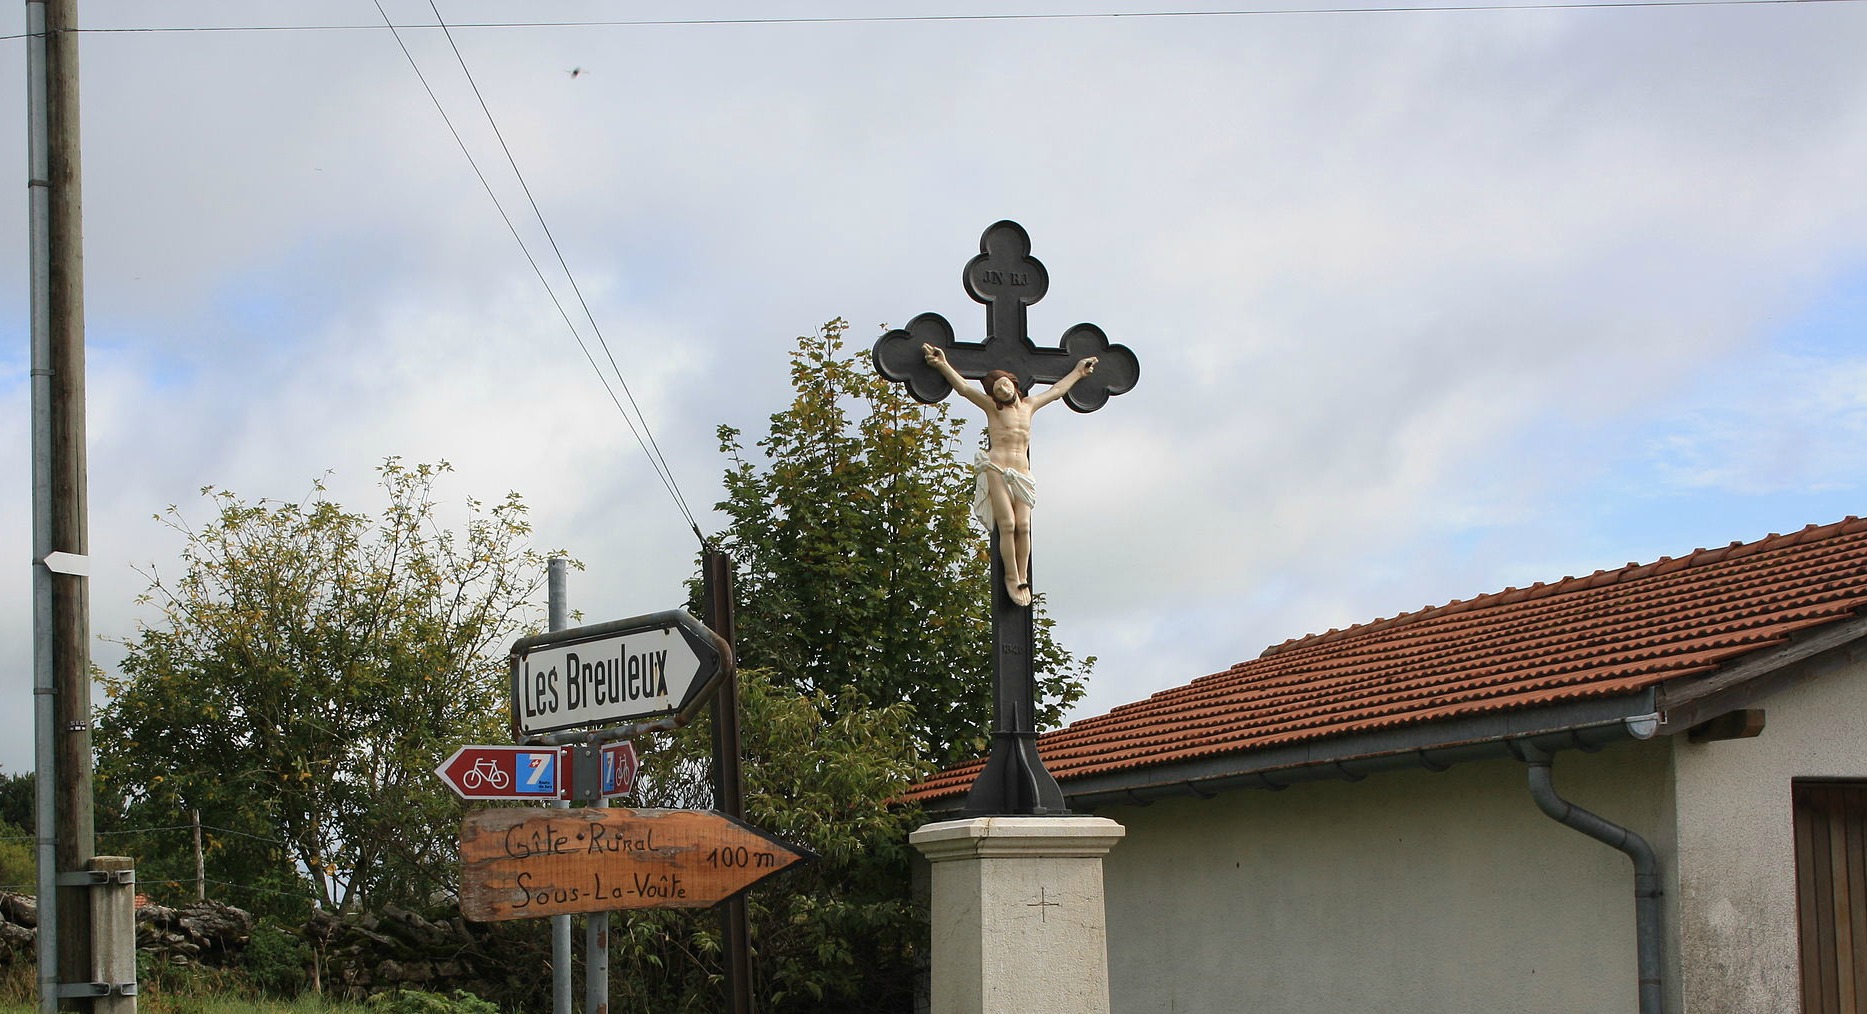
[1007, 577, 1033, 607]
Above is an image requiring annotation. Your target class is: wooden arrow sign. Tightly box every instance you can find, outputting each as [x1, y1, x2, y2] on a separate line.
[458, 807, 809, 922]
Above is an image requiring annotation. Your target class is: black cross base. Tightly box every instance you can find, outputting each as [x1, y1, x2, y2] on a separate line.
[962, 531, 1068, 817]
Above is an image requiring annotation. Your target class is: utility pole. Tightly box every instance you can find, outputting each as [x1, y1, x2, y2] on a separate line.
[28, 0, 95, 1010]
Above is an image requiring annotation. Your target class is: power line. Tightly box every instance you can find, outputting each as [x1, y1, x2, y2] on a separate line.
[369, 1, 705, 545]
[0, 1, 1852, 43]
[8, 0, 1858, 39]
[422, 1, 703, 541]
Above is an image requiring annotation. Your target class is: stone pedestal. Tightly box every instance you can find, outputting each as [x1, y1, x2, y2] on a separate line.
[911, 816, 1126, 1014]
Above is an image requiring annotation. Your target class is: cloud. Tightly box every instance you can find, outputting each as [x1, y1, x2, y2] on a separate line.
[5, 1, 1867, 770]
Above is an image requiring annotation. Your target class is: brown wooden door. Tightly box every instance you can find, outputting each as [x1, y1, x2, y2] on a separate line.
[1795, 780, 1867, 1013]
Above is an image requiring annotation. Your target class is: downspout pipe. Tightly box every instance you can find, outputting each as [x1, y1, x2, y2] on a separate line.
[1519, 742, 1663, 1014]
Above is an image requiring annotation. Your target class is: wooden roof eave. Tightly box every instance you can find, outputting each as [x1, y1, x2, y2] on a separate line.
[1654, 613, 1867, 735]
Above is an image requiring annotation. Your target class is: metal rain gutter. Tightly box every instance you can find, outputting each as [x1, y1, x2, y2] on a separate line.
[1032, 692, 1661, 812]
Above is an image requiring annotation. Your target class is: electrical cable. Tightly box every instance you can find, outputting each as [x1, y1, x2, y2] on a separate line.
[11, 0, 1860, 39]
[422, 1, 704, 540]
[369, 1, 705, 544]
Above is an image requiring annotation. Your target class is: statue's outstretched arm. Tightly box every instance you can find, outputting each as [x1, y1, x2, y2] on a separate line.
[924, 344, 995, 412]
[1028, 356, 1098, 412]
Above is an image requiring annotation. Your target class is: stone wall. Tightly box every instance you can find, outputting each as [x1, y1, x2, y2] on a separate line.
[0, 892, 549, 1007]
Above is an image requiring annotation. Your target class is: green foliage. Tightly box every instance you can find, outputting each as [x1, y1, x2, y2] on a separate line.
[364, 990, 499, 1014]
[96, 460, 558, 917]
[0, 774, 31, 834]
[613, 668, 932, 1013]
[243, 921, 311, 998]
[0, 822, 34, 894]
[0, 769, 131, 838]
[133, 957, 246, 1009]
[712, 319, 1092, 765]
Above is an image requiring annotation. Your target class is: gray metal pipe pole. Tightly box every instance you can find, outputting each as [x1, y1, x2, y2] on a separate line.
[1522, 746, 1664, 1014]
[584, 904, 608, 1014]
[547, 559, 572, 1014]
[24, 1, 58, 1009]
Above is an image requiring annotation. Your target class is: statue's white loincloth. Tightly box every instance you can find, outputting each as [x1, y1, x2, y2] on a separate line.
[973, 452, 1036, 530]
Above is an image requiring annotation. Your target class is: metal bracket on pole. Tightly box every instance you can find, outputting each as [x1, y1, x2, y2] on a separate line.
[55, 870, 132, 887]
[567, 740, 602, 805]
[56, 982, 137, 998]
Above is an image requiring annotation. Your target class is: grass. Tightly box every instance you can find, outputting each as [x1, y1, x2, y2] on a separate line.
[0, 998, 369, 1014]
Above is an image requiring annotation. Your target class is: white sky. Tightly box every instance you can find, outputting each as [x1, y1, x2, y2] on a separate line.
[2, 1, 1865, 775]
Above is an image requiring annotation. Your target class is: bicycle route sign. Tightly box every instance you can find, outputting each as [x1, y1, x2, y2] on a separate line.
[435, 743, 638, 801]
[509, 609, 731, 737]
[458, 807, 811, 921]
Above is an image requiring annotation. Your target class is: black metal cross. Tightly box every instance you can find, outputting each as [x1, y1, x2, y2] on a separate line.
[873, 221, 1139, 409]
[872, 221, 1139, 817]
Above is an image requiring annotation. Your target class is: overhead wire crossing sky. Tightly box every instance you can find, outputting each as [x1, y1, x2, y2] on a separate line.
[369, 0, 706, 547]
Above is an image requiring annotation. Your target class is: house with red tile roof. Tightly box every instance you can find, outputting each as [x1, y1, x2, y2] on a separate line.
[909, 517, 1867, 1014]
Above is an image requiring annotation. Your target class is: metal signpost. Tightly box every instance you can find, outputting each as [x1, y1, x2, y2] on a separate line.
[873, 220, 1139, 816]
[443, 598, 775, 1012]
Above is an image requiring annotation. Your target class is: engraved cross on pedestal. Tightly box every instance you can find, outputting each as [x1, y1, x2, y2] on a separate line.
[873, 220, 1139, 816]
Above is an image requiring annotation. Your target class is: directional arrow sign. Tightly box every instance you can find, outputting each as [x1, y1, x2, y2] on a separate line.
[599, 742, 638, 797]
[436, 745, 567, 800]
[458, 807, 810, 921]
[509, 609, 731, 737]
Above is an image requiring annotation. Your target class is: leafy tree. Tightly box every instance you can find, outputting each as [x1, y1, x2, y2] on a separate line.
[0, 771, 131, 896]
[96, 460, 556, 916]
[0, 822, 34, 894]
[712, 319, 1092, 765]
[611, 668, 929, 1013]
[0, 773, 32, 834]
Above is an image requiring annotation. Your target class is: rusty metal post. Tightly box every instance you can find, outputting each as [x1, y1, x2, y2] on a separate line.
[703, 550, 753, 1014]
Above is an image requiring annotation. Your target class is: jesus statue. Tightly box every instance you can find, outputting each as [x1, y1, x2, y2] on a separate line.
[922, 343, 1098, 607]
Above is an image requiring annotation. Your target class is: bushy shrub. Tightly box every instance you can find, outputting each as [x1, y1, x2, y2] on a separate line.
[242, 920, 309, 997]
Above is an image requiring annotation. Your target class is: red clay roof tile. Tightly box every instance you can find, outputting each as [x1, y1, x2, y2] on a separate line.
[905, 517, 1867, 803]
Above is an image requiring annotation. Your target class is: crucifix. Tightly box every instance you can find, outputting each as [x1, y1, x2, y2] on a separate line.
[873, 220, 1139, 816]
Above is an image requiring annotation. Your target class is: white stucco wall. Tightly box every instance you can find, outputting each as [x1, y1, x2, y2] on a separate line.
[1671, 654, 1867, 1013]
[1095, 739, 1674, 1014]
